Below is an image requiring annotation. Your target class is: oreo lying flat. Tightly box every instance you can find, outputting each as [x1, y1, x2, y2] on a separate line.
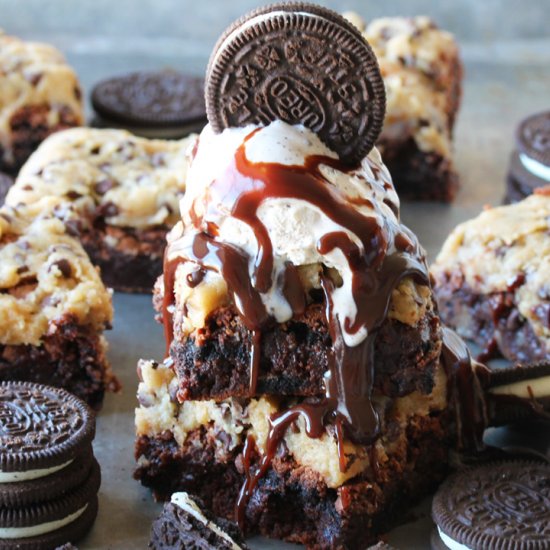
[0, 172, 13, 206]
[432, 460, 550, 549]
[150, 492, 249, 549]
[91, 70, 207, 139]
[0, 382, 95, 483]
[0, 458, 100, 549]
[205, 2, 386, 165]
[506, 111, 550, 202]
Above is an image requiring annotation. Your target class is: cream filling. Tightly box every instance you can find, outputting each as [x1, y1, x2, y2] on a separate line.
[0, 459, 72, 483]
[490, 375, 550, 399]
[171, 492, 243, 549]
[437, 526, 471, 550]
[0, 504, 87, 539]
[520, 153, 550, 182]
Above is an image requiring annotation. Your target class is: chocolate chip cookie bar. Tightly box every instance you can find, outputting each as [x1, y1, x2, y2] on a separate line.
[345, 14, 462, 201]
[0, 31, 83, 174]
[432, 190, 550, 363]
[0, 198, 117, 407]
[6, 128, 196, 292]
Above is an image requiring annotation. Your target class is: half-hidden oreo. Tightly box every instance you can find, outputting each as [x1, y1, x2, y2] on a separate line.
[0, 382, 95, 483]
[205, 2, 386, 165]
[150, 492, 249, 550]
[506, 111, 550, 202]
[91, 70, 207, 138]
[0, 458, 100, 549]
[0, 172, 13, 206]
[481, 362, 550, 425]
[432, 460, 550, 550]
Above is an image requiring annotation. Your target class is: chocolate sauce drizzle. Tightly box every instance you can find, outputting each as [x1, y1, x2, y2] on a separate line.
[162, 127, 435, 527]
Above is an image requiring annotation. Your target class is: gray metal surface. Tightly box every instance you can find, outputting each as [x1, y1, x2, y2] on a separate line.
[1, 2, 549, 548]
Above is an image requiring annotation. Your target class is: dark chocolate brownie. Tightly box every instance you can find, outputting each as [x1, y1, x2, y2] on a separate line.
[136, 412, 450, 550]
[170, 302, 441, 401]
[0, 315, 118, 410]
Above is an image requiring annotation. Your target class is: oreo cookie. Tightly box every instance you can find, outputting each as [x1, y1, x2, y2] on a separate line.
[91, 70, 207, 139]
[0, 458, 100, 549]
[0, 172, 13, 206]
[480, 362, 550, 425]
[432, 460, 550, 550]
[150, 492, 249, 549]
[0, 382, 100, 548]
[205, 2, 386, 165]
[506, 111, 550, 202]
[0, 382, 95, 478]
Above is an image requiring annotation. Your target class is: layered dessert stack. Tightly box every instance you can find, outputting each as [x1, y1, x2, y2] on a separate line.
[134, 4, 545, 548]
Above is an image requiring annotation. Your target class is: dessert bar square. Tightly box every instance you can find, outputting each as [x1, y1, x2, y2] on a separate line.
[0, 31, 83, 174]
[432, 191, 550, 363]
[346, 15, 462, 201]
[0, 198, 117, 408]
[6, 128, 196, 292]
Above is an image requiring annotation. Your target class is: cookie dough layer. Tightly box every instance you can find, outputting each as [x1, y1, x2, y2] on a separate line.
[345, 15, 462, 201]
[0, 32, 83, 173]
[432, 193, 550, 362]
[0, 199, 116, 407]
[156, 265, 441, 400]
[7, 128, 197, 292]
[135, 360, 449, 548]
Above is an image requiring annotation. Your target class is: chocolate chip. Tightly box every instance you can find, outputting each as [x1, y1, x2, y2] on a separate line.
[21, 184, 33, 191]
[27, 72, 43, 86]
[65, 190, 82, 200]
[96, 202, 119, 218]
[94, 178, 117, 195]
[50, 259, 72, 278]
[16, 265, 29, 274]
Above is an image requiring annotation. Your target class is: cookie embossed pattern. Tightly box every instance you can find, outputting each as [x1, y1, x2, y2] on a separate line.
[206, 4, 386, 165]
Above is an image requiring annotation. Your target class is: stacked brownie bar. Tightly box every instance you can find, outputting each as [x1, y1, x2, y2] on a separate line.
[344, 14, 462, 201]
[132, 4, 546, 547]
[6, 127, 197, 292]
[432, 189, 550, 363]
[0, 31, 83, 174]
[0, 197, 117, 408]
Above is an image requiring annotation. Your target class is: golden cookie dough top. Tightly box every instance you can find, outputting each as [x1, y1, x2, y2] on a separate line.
[7, 127, 197, 229]
[0, 197, 113, 346]
[0, 31, 84, 159]
[344, 14, 459, 158]
[433, 193, 550, 343]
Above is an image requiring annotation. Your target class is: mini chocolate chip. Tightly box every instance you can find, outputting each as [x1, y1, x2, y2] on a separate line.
[151, 153, 166, 167]
[96, 202, 119, 218]
[64, 219, 82, 236]
[27, 72, 43, 86]
[94, 178, 117, 195]
[50, 259, 72, 278]
[90, 146, 101, 155]
[16, 265, 29, 274]
[22, 184, 33, 191]
[65, 190, 82, 200]
[74, 86, 82, 101]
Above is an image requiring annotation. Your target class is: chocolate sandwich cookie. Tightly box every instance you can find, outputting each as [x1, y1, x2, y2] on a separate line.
[205, 2, 386, 165]
[506, 111, 550, 202]
[479, 362, 550, 425]
[91, 70, 207, 139]
[0, 382, 95, 495]
[0, 172, 13, 206]
[0, 458, 100, 549]
[432, 460, 550, 550]
[150, 492, 249, 550]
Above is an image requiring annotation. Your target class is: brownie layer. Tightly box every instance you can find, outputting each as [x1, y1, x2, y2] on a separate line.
[1, 104, 80, 174]
[135, 411, 450, 550]
[435, 277, 548, 363]
[78, 222, 168, 293]
[171, 302, 441, 401]
[0, 315, 118, 409]
[378, 135, 459, 202]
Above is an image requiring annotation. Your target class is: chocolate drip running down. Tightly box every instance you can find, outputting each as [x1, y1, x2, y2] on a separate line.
[162, 126, 432, 526]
